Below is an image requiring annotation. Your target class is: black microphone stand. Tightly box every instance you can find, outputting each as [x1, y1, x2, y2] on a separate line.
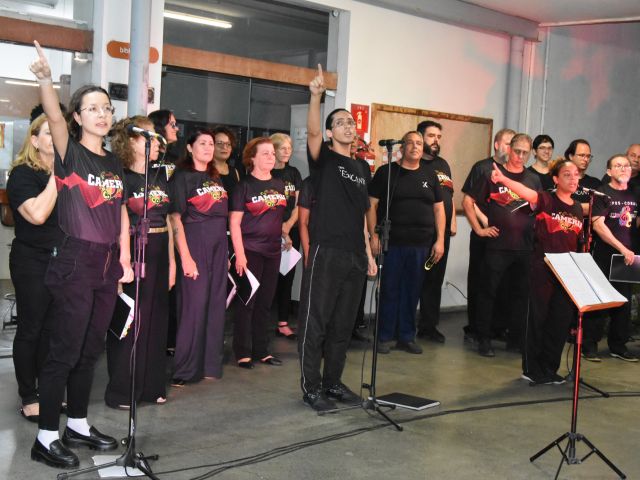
[59, 137, 160, 480]
[565, 189, 609, 398]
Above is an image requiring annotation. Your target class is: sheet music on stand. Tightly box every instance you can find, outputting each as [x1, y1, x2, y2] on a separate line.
[544, 252, 626, 312]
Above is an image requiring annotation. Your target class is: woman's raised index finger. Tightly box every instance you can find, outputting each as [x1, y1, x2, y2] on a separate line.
[34, 40, 46, 58]
[317, 64, 323, 77]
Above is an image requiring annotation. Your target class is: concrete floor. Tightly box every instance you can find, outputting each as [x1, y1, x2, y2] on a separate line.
[1, 283, 639, 480]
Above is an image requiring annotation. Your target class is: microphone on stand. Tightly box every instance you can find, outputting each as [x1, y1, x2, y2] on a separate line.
[127, 124, 167, 144]
[582, 187, 610, 198]
[378, 139, 403, 147]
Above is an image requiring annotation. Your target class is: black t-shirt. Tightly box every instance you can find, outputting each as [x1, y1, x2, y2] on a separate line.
[220, 165, 241, 198]
[272, 164, 303, 223]
[308, 142, 371, 253]
[124, 168, 171, 229]
[7, 164, 62, 250]
[467, 164, 541, 251]
[527, 166, 555, 191]
[369, 162, 442, 246]
[532, 191, 583, 261]
[572, 174, 602, 205]
[423, 155, 453, 233]
[170, 168, 228, 224]
[298, 176, 317, 244]
[231, 175, 286, 257]
[55, 138, 125, 244]
[592, 184, 638, 251]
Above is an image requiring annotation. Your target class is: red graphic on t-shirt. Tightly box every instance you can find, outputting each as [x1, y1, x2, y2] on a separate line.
[56, 171, 123, 208]
[129, 186, 169, 216]
[188, 182, 227, 213]
[537, 211, 583, 235]
[436, 170, 453, 191]
[246, 189, 287, 216]
[489, 187, 522, 207]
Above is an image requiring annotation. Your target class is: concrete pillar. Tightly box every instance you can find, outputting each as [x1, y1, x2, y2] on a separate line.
[128, 0, 152, 115]
[505, 35, 524, 130]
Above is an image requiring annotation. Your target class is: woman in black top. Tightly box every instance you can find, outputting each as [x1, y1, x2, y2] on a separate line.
[104, 116, 174, 408]
[230, 137, 287, 368]
[491, 159, 583, 384]
[7, 114, 61, 423]
[527, 134, 555, 191]
[170, 129, 228, 385]
[148, 109, 180, 175]
[213, 126, 241, 195]
[270, 132, 302, 340]
[29, 41, 133, 468]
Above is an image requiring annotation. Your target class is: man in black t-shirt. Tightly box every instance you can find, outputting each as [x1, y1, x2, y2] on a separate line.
[416, 120, 454, 343]
[583, 154, 639, 362]
[461, 128, 515, 342]
[463, 133, 541, 357]
[601, 144, 640, 191]
[297, 65, 377, 412]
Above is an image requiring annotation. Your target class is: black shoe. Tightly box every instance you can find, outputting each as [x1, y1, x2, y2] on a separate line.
[62, 426, 118, 451]
[275, 327, 297, 340]
[396, 341, 423, 354]
[377, 341, 392, 354]
[303, 390, 337, 412]
[521, 372, 552, 386]
[581, 350, 601, 362]
[31, 439, 79, 469]
[259, 356, 283, 366]
[478, 339, 495, 357]
[237, 360, 254, 369]
[419, 328, 445, 343]
[20, 405, 39, 423]
[610, 350, 639, 362]
[351, 329, 370, 343]
[547, 372, 567, 385]
[325, 383, 361, 404]
[171, 378, 186, 387]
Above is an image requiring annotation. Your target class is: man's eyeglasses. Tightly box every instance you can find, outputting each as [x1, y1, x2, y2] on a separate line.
[332, 119, 356, 129]
[574, 153, 594, 160]
[80, 105, 115, 115]
[512, 148, 530, 157]
[611, 164, 632, 170]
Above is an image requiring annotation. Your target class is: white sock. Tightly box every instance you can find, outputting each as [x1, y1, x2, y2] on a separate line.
[66, 417, 90, 436]
[37, 429, 59, 449]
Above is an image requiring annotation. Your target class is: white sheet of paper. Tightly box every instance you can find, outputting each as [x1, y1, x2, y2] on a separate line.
[244, 267, 260, 303]
[118, 292, 135, 340]
[280, 246, 302, 275]
[227, 273, 237, 308]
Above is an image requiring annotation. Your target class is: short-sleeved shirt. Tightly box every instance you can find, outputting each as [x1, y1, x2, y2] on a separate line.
[55, 138, 125, 244]
[219, 165, 241, 198]
[170, 168, 228, 224]
[298, 176, 317, 244]
[592, 184, 638, 251]
[7, 164, 62, 250]
[423, 155, 454, 234]
[527, 166, 555, 191]
[308, 141, 371, 253]
[467, 164, 541, 251]
[369, 161, 443, 247]
[124, 167, 171, 229]
[532, 191, 583, 261]
[271, 164, 303, 223]
[231, 175, 286, 257]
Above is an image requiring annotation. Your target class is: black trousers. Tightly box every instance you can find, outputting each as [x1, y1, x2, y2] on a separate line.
[233, 250, 281, 360]
[475, 249, 531, 345]
[9, 240, 55, 406]
[39, 237, 122, 431]
[466, 233, 485, 332]
[419, 235, 450, 331]
[105, 232, 169, 406]
[584, 247, 632, 353]
[274, 228, 300, 325]
[298, 245, 367, 393]
[522, 262, 575, 376]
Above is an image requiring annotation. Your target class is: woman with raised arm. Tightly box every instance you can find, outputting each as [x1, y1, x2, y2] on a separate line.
[28, 41, 133, 469]
[7, 114, 62, 423]
[490, 159, 583, 385]
[104, 116, 174, 409]
[169, 129, 228, 386]
[230, 137, 287, 369]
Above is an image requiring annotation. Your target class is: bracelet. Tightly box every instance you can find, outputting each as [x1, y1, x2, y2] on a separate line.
[37, 78, 53, 85]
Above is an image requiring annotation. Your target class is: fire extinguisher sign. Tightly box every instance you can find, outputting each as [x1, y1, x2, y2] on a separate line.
[350, 104, 369, 137]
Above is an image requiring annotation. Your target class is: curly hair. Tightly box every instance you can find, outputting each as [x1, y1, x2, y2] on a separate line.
[212, 126, 237, 148]
[67, 85, 112, 141]
[109, 116, 153, 169]
[10, 114, 51, 173]
[242, 137, 273, 172]
[179, 128, 219, 179]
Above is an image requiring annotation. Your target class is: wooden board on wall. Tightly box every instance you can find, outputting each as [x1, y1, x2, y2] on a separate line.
[370, 103, 493, 212]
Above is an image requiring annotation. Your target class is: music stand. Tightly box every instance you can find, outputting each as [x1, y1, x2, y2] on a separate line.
[530, 252, 626, 479]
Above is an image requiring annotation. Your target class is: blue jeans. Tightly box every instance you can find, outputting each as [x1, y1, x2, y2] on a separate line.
[378, 245, 429, 343]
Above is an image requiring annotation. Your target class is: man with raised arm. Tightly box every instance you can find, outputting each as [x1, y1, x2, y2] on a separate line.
[297, 65, 377, 412]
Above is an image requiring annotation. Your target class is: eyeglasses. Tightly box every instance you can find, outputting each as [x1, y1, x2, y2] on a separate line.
[332, 119, 356, 129]
[512, 148, 530, 157]
[611, 164, 632, 170]
[215, 141, 232, 148]
[536, 146, 553, 151]
[574, 153, 594, 160]
[80, 105, 115, 115]
[169, 121, 178, 129]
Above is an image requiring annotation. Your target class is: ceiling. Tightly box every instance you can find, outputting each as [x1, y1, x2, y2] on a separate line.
[463, 0, 640, 25]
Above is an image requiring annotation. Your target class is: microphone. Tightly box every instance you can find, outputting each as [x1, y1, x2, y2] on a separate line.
[378, 139, 403, 147]
[582, 187, 610, 198]
[127, 124, 167, 144]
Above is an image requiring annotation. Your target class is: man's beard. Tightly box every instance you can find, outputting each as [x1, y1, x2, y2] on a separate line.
[428, 144, 440, 156]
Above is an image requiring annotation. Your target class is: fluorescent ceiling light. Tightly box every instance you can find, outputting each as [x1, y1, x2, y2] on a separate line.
[5, 79, 61, 89]
[0, 98, 10, 102]
[164, 10, 232, 29]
